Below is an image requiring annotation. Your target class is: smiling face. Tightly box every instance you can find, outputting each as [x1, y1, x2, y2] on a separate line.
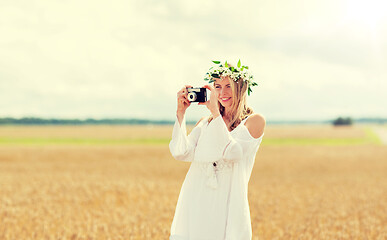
[214, 76, 234, 108]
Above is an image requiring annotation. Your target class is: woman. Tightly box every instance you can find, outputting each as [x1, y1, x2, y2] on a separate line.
[169, 60, 266, 240]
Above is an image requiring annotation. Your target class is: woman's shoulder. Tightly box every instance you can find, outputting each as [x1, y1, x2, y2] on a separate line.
[245, 113, 266, 123]
[244, 113, 266, 139]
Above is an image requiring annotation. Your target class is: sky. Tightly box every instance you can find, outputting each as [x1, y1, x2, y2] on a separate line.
[0, 0, 386, 122]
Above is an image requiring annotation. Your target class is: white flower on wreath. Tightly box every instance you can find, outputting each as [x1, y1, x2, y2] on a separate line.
[204, 59, 258, 95]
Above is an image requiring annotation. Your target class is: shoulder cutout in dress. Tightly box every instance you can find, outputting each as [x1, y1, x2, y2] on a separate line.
[244, 114, 266, 139]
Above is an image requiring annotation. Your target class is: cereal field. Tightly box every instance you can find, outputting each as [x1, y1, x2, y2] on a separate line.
[0, 124, 386, 239]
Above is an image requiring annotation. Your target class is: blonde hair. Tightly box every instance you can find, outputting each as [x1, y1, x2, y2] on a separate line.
[208, 73, 254, 131]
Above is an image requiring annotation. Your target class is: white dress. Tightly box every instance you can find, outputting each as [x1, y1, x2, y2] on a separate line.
[169, 114, 264, 240]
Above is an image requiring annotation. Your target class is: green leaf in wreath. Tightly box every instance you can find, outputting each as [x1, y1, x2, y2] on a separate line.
[225, 61, 228, 68]
[212, 60, 220, 64]
[237, 59, 241, 68]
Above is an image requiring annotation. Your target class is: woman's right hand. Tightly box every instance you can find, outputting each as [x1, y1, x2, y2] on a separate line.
[176, 85, 193, 114]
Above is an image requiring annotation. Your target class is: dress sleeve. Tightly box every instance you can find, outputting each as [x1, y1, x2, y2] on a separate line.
[195, 115, 261, 163]
[169, 115, 204, 162]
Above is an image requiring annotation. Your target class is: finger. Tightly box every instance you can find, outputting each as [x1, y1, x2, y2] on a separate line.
[181, 85, 192, 94]
[202, 85, 211, 91]
[180, 86, 190, 93]
[178, 96, 186, 104]
[179, 97, 189, 105]
[179, 95, 189, 103]
[182, 94, 189, 101]
[178, 91, 185, 98]
[178, 91, 187, 98]
[202, 85, 215, 92]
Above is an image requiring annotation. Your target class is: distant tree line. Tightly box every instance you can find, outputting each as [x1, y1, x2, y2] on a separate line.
[331, 117, 387, 126]
[0, 117, 179, 125]
[0, 116, 386, 125]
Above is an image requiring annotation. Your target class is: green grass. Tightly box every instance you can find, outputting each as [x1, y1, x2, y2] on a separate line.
[0, 126, 383, 146]
[261, 127, 383, 146]
[0, 136, 380, 146]
[261, 138, 369, 146]
[363, 127, 383, 145]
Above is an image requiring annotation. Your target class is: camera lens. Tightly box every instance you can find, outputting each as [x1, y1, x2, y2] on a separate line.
[187, 92, 197, 102]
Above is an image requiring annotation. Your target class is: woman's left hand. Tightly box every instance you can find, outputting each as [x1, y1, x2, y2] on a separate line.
[199, 85, 220, 118]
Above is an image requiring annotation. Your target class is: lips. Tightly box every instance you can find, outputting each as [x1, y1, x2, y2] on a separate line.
[220, 97, 231, 102]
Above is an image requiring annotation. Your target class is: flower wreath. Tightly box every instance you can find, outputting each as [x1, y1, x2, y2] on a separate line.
[204, 59, 258, 95]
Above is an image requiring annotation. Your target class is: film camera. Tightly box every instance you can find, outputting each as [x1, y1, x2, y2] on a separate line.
[187, 87, 207, 102]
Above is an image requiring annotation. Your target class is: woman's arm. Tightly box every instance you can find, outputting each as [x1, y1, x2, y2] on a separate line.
[169, 116, 206, 162]
[170, 84, 211, 162]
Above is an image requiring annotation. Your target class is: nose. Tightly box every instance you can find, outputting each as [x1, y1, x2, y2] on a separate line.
[219, 88, 227, 97]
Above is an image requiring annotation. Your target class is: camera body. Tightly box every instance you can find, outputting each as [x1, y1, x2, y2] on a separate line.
[187, 87, 207, 102]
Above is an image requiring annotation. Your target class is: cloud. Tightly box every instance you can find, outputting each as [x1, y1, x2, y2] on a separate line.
[0, 0, 386, 121]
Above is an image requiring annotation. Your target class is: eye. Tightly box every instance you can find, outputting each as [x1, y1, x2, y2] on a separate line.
[215, 85, 221, 89]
